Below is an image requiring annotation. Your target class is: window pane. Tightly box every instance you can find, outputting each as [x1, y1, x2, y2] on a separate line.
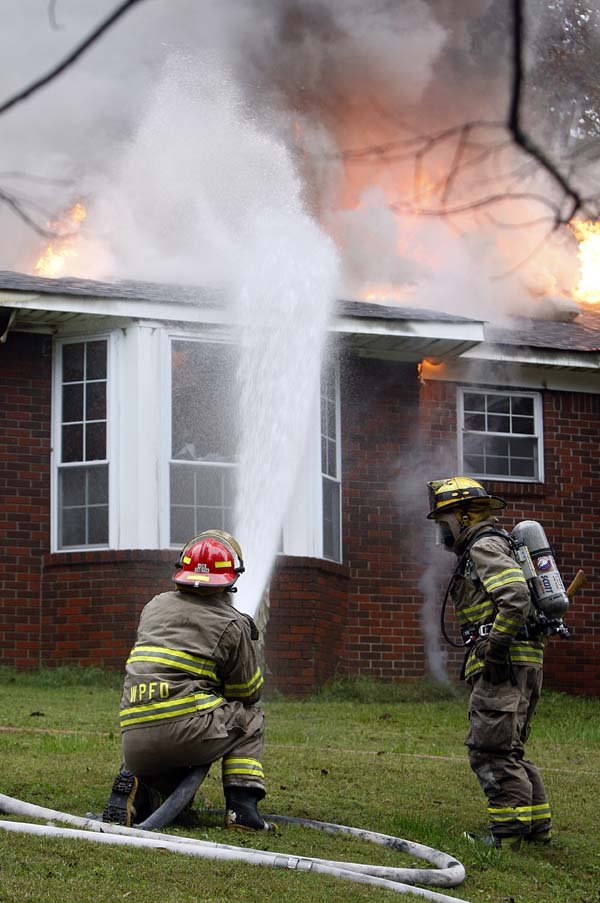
[86, 422, 106, 461]
[223, 469, 236, 507]
[511, 396, 533, 416]
[86, 341, 107, 380]
[464, 412, 485, 431]
[487, 395, 510, 414]
[512, 415, 534, 435]
[487, 414, 510, 433]
[321, 435, 327, 473]
[63, 343, 84, 382]
[86, 382, 106, 421]
[171, 465, 195, 506]
[195, 506, 229, 534]
[194, 467, 223, 507]
[327, 401, 336, 438]
[487, 457, 508, 475]
[171, 341, 236, 461]
[171, 506, 195, 546]
[61, 468, 86, 506]
[323, 478, 341, 561]
[88, 465, 109, 505]
[62, 384, 83, 423]
[326, 439, 337, 478]
[464, 455, 484, 473]
[463, 433, 485, 455]
[485, 436, 509, 456]
[463, 393, 485, 412]
[62, 424, 83, 462]
[509, 437, 536, 458]
[88, 506, 109, 544]
[62, 507, 86, 547]
[510, 458, 535, 478]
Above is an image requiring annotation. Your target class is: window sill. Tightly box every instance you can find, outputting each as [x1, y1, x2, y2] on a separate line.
[43, 549, 175, 568]
[483, 480, 546, 498]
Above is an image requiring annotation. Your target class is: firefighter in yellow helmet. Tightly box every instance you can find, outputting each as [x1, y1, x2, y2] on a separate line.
[101, 530, 274, 831]
[427, 478, 551, 850]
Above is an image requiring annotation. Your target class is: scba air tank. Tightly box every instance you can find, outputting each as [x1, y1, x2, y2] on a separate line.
[510, 520, 570, 618]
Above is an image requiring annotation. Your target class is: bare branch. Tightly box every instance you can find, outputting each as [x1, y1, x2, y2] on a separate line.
[508, 0, 585, 223]
[0, 191, 54, 237]
[391, 191, 562, 220]
[0, 0, 145, 117]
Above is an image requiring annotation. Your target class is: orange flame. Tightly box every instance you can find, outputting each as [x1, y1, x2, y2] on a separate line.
[34, 201, 87, 278]
[571, 219, 600, 305]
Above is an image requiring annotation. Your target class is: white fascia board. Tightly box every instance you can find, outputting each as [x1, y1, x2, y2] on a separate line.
[423, 353, 600, 394]
[333, 314, 484, 343]
[0, 290, 226, 326]
[461, 343, 600, 371]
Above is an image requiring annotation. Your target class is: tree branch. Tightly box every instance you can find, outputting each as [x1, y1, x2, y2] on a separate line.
[0, 0, 145, 117]
[508, 0, 584, 223]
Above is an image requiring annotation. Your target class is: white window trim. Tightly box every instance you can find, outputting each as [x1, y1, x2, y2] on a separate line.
[51, 333, 117, 552]
[457, 386, 544, 483]
[321, 359, 343, 562]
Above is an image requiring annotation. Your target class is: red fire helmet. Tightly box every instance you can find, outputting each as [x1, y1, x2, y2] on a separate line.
[172, 530, 245, 592]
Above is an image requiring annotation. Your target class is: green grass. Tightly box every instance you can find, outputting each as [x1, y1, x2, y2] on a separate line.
[0, 670, 599, 902]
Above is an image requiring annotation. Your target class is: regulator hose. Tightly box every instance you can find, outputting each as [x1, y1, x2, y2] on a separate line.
[0, 792, 472, 902]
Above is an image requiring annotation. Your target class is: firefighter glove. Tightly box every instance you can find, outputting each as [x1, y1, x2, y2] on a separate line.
[482, 639, 510, 685]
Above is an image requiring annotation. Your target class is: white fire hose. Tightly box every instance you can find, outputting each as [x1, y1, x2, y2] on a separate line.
[0, 792, 473, 902]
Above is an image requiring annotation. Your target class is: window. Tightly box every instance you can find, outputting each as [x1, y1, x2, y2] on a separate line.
[321, 361, 342, 561]
[459, 388, 543, 481]
[57, 340, 109, 548]
[170, 340, 236, 545]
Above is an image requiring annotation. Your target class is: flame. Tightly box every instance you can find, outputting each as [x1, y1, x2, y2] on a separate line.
[34, 201, 87, 278]
[571, 219, 600, 305]
[360, 283, 415, 304]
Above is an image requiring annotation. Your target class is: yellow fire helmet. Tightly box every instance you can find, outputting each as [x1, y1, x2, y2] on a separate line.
[426, 477, 506, 520]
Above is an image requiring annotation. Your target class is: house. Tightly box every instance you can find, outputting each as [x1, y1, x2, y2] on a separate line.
[1, 271, 598, 695]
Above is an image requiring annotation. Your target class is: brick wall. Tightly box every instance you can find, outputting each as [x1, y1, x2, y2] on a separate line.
[265, 556, 350, 695]
[41, 551, 174, 668]
[340, 358, 431, 680]
[0, 332, 52, 668]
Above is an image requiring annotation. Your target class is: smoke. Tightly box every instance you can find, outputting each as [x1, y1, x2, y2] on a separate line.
[0, 0, 584, 316]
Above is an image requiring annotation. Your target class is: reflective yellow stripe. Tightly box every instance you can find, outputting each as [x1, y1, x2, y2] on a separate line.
[456, 599, 495, 625]
[485, 574, 528, 593]
[532, 807, 552, 820]
[127, 645, 217, 679]
[489, 805, 532, 814]
[493, 614, 523, 637]
[495, 614, 522, 628]
[214, 560, 232, 568]
[510, 645, 543, 663]
[224, 668, 264, 697]
[120, 692, 222, 727]
[482, 568, 524, 589]
[222, 757, 264, 777]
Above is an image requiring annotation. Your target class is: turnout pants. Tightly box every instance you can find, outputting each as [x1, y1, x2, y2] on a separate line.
[466, 665, 551, 839]
[122, 701, 266, 798]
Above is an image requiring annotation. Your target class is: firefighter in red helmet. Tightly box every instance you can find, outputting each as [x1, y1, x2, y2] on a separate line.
[101, 530, 273, 830]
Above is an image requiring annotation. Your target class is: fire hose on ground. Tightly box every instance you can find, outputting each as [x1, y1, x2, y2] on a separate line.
[0, 768, 473, 903]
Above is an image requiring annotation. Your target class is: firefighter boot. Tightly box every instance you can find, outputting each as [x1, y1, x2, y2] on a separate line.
[224, 786, 276, 832]
[464, 830, 522, 851]
[102, 767, 160, 827]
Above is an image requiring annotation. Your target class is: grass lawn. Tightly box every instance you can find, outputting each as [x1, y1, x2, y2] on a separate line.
[0, 668, 599, 903]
